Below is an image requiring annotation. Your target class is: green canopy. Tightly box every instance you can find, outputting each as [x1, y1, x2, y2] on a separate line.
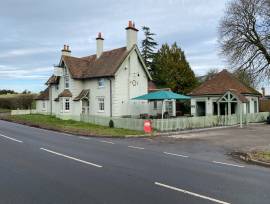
[132, 90, 191, 100]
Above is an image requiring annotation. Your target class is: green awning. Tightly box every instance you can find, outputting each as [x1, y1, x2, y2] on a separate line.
[132, 90, 191, 100]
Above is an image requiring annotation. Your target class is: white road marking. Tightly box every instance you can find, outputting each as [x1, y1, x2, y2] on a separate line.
[164, 152, 189, 158]
[213, 161, 245, 168]
[100, 140, 114, 144]
[128, 145, 145, 150]
[0, 133, 23, 143]
[155, 182, 231, 204]
[40, 148, 102, 168]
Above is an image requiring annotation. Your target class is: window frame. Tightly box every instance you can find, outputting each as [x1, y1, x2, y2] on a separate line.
[64, 68, 70, 89]
[97, 97, 105, 112]
[98, 78, 105, 88]
[42, 101, 46, 110]
[254, 100, 258, 113]
[64, 98, 70, 112]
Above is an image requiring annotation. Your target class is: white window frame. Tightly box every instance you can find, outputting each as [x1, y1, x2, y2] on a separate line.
[64, 68, 69, 89]
[97, 97, 105, 112]
[64, 98, 70, 112]
[254, 100, 258, 113]
[98, 78, 105, 88]
[42, 101, 46, 110]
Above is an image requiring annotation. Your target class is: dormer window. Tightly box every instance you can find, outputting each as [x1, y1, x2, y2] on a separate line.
[64, 68, 69, 89]
[98, 78, 105, 88]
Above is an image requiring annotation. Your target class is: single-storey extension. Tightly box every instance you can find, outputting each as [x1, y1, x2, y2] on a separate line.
[189, 69, 261, 116]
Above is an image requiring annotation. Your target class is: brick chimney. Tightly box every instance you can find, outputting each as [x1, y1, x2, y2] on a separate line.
[96, 32, 104, 59]
[125, 20, 138, 50]
[61, 44, 71, 56]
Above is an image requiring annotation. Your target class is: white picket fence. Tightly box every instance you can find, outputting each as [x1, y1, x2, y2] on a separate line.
[81, 114, 145, 131]
[80, 112, 269, 131]
[11, 109, 37, 115]
[152, 112, 269, 131]
[10, 110, 269, 132]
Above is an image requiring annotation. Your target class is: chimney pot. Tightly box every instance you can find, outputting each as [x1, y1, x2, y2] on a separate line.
[128, 20, 132, 27]
[62, 44, 71, 56]
[126, 20, 138, 50]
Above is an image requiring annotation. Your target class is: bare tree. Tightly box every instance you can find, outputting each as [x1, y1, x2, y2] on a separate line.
[204, 68, 219, 81]
[219, 0, 270, 78]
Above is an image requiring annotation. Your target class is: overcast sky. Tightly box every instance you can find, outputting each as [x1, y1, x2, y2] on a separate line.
[0, 0, 231, 92]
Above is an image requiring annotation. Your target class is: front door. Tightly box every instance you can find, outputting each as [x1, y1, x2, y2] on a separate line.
[82, 99, 89, 114]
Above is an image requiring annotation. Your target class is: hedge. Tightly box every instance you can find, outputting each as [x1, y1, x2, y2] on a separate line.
[0, 94, 36, 110]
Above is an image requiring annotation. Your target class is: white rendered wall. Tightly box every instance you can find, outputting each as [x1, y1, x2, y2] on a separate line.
[114, 49, 149, 117]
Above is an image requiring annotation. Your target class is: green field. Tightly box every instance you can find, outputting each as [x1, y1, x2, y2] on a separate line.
[0, 94, 20, 98]
[3, 114, 144, 137]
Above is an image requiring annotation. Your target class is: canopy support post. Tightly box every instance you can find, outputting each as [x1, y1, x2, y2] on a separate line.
[240, 102, 243, 128]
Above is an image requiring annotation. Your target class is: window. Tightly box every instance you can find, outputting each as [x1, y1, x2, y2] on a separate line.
[98, 78, 105, 88]
[64, 98, 70, 111]
[98, 97, 105, 112]
[42, 101, 46, 109]
[247, 102, 250, 113]
[153, 101, 157, 110]
[254, 100, 258, 113]
[64, 68, 69, 89]
[213, 102, 217, 115]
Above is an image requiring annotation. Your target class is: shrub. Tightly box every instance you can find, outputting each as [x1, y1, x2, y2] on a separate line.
[0, 94, 36, 110]
[109, 120, 114, 128]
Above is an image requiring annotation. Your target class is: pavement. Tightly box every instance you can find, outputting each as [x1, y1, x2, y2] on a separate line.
[0, 120, 270, 204]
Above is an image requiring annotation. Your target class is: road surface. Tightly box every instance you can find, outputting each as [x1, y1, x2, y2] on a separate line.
[0, 120, 269, 204]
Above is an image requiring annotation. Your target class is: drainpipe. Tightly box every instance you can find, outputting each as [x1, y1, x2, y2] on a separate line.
[50, 86, 53, 115]
[109, 79, 112, 117]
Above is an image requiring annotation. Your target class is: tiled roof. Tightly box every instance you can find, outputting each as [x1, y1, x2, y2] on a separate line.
[148, 81, 157, 91]
[35, 88, 49, 100]
[73, 89, 89, 101]
[58, 89, 72, 98]
[189, 69, 261, 96]
[54, 89, 72, 101]
[62, 46, 132, 79]
[46, 75, 60, 85]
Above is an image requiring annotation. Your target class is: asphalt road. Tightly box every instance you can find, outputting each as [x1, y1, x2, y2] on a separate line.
[0, 120, 270, 204]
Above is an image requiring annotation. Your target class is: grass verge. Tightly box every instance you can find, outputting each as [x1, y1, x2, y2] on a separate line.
[251, 151, 270, 163]
[0, 108, 10, 113]
[1, 114, 144, 137]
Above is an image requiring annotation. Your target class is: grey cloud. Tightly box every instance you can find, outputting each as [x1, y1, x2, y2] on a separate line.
[0, 0, 229, 91]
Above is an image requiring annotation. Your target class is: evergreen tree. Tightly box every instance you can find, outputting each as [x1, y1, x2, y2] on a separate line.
[151, 43, 198, 94]
[141, 26, 158, 69]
